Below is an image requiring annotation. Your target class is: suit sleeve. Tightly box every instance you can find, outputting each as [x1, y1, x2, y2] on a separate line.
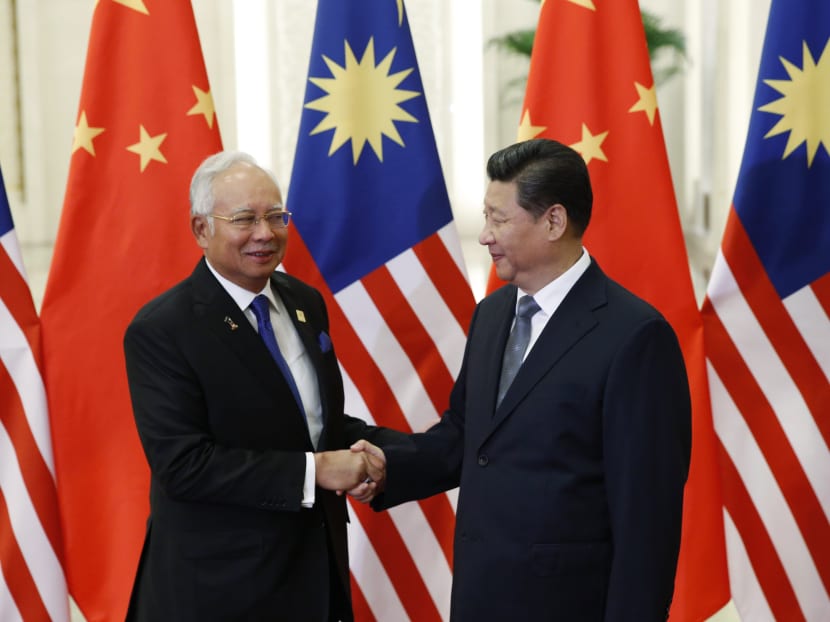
[369, 304, 481, 510]
[602, 317, 692, 621]
[124, 315, 307, 512]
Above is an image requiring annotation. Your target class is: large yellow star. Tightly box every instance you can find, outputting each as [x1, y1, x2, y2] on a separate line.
[628, 81, 658, 125]
[516, 109, 547, 142]
[72, 111, 105, 155]
[113, 0, 148, 14]
[570, 123, 609, 165]
[126, 125, 168, 172]
[187, 86, 216, 128]
[759, 38, 830, 167]
[567, 0, 596, 10]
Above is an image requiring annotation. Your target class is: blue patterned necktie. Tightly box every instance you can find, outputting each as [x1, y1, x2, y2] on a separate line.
[250, 295, 305, 415]
[497, 295, 541, 406]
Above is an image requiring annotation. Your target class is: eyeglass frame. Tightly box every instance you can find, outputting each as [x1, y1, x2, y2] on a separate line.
[208, 206, 292, 229]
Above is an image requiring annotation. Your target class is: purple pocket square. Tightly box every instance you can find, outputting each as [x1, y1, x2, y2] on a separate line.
[318, 331, 332, 353]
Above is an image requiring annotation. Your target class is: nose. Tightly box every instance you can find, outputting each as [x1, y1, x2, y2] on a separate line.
[250, 217, 277, 239]
[479, 221, 494, 246]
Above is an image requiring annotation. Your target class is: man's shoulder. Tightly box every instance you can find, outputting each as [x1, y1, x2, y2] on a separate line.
[130, 278, 193, 325]
[270, 270, 323, 302]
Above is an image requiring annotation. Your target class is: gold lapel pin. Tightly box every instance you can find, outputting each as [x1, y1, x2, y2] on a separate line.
[296, 310, 306, 323]
[224, 316, 238, 331]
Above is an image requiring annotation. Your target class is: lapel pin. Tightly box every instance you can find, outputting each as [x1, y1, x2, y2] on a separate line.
[224, 316, 238, 331]
[296, 309, 306, 323]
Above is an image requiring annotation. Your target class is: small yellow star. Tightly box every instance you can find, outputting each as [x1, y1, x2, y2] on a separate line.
[628, 82, 658, 125]
[567, 0, 596, 10]
[126, 125, 168, 172]
[570, 123, 609, 165]
[72, 111, 105, 156]
[112, 0, 148, 14]
[516, 109, 547, 142]
[187, 86, 216, 128]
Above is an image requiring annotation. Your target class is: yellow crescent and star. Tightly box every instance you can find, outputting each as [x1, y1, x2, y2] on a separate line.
[758, 37, 830, 167]
[305, 35, 421, 165]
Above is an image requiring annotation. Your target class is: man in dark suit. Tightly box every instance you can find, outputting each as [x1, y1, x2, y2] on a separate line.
[124, 151, 398, 621]
[355, 139, 692, 621]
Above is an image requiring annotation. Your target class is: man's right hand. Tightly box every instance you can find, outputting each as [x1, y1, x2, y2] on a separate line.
[314, 449, 384, 492]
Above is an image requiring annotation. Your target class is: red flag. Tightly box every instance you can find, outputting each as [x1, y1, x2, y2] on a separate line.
[702, 1, 830, 619]
[39, 2, 222, 619]
[490, 2, 731, 619]
[1, 166, 69, 621]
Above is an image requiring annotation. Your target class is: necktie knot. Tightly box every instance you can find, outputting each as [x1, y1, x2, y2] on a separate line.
[516, 295, 541, 319]
[250, 294, 271, 323]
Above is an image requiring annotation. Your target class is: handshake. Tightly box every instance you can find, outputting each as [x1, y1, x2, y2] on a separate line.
[314, 440, 386, 503]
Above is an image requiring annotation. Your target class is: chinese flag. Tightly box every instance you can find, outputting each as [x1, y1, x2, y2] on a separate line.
[39, 2, 222, 620]
[487, 1, 731, 620]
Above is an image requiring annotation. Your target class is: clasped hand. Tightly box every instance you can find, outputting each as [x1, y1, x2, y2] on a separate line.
[314, 440, 386, 503]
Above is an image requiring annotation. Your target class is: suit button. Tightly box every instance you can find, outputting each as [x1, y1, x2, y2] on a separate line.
[477, 455, 488, 467]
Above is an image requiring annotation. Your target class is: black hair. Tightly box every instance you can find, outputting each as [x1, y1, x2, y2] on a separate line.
[486, 138, 592, 235]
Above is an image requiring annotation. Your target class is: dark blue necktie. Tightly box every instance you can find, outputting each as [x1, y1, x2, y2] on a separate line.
[250, 295, 305, 414]
[497, 295, 541, 406]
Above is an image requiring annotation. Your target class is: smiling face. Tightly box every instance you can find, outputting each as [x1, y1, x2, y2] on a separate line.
[479, 180, 569, 295]
[191, 162, 286, 293]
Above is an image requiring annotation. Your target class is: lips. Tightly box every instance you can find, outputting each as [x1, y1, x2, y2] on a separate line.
[246, 249, 277, 262]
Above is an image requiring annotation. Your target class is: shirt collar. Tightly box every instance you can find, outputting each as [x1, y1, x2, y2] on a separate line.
[204, 259, 278, 312]
[516, 247, 591, 317]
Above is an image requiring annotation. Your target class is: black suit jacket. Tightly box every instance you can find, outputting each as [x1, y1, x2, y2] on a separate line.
[124, 258, 397, 622]
[376, 259, 692, 621]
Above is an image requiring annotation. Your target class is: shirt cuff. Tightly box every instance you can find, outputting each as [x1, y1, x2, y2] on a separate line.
[302, 452, 315, 507]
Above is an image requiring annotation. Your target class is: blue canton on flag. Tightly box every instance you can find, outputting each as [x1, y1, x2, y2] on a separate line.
[733, 1, 830, 298]
[289, 1, 454, 295]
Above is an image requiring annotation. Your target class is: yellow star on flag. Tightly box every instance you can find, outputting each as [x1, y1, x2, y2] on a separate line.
[72, 111, 105, 155]
[629, 81, 658, 125]
[567, 0, 596, 10]
[570, 123, 609, 165]
[113, 0, 149, 14]
[187, 86, 216, 128]
[517, 109, 547, 142]
[126, 125, 168, 172]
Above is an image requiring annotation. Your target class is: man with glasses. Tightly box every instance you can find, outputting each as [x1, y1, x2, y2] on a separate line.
[123, 151, 398, 622]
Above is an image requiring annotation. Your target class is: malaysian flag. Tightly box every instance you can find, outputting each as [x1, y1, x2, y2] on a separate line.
[0, 165, 69, 620]
[701, 0, 830, 619]
[284, 1, 475, 619]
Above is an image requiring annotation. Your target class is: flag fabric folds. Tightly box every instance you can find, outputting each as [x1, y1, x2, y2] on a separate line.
[286, 1, 475, 619]
[702, 1, 830, 619]
[38, 2, 222, 620]
[501, 2, 730, 619]
[1, 166, 69, 622]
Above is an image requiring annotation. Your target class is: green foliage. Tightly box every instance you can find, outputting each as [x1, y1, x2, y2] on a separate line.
[488, 6, 687, 90]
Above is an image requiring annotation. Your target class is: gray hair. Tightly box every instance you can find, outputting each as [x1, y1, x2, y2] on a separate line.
[189, 151, 282, 232]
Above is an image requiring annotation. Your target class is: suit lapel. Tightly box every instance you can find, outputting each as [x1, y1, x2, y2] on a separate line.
[190, 260, 279, 394]
[489, 261, 606, 431]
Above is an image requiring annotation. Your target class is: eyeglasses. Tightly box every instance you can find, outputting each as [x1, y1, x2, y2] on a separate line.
[209, 207, 292, 229]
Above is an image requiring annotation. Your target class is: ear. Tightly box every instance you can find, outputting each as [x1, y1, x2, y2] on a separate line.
[545, 203, 568, 240]
[191, 214, 210, 249]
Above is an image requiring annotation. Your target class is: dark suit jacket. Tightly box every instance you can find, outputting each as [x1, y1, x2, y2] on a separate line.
[375, 259, 692, 621]
[124, 258, 398, 622]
